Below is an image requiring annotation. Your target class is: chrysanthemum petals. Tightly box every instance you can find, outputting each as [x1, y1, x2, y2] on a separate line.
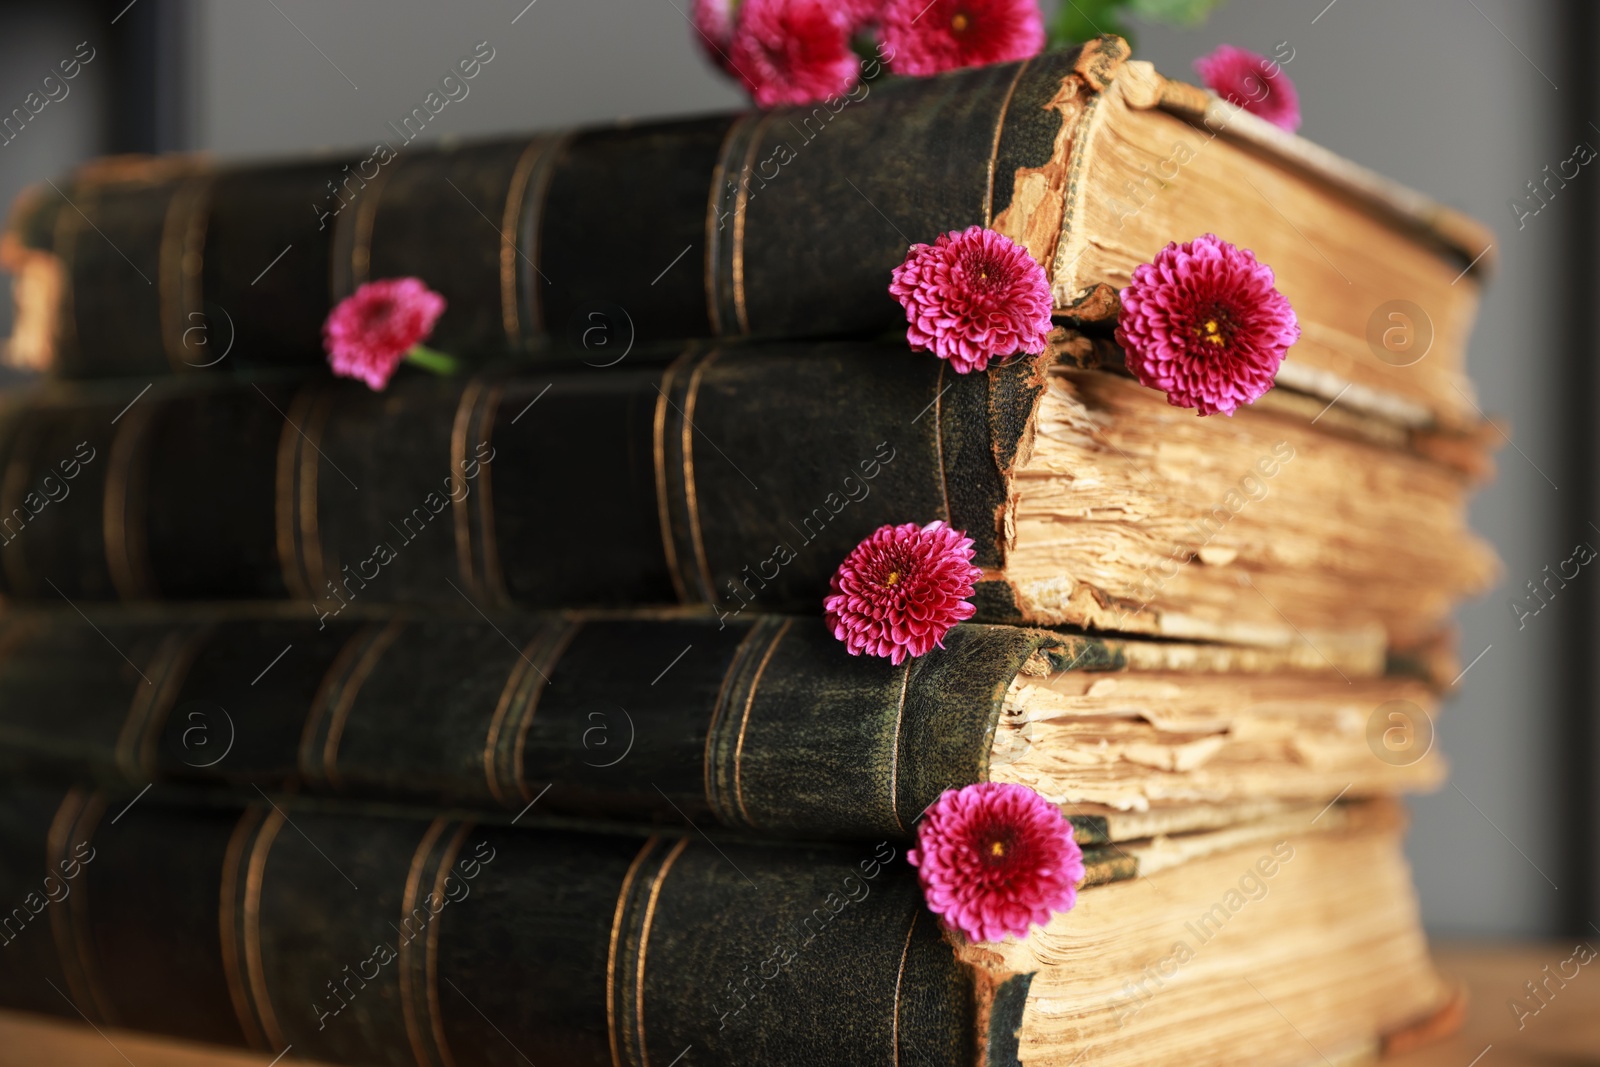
[889, 226, 1053, 374]
[725, 0, 860, 109]
[823, 520, 983, 663]
[881, 0, 1045, 77]
[1114, 233, 1299, 417]
[907, 782, 1084, 943]
[323, 277, 446, 392]
[1193, 44, 1301, 133]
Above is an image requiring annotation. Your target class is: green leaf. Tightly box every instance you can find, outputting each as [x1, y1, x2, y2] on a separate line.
[1126, 0, 1230, 28]
[1046, 0, 1134, 49]
[404, 344, 460, 376]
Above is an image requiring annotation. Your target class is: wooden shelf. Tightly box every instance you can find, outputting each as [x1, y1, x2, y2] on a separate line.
[1387, 942, 1599, 1067]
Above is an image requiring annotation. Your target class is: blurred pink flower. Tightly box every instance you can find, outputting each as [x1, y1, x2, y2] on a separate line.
[1194, 44, 1301, 132]
[881, 0, 1045, 77]
[728, 0, 860, 108]
[322, 277, 446, 391]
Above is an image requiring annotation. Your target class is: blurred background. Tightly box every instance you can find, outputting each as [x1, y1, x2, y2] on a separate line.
[0, 0, 1591, 940]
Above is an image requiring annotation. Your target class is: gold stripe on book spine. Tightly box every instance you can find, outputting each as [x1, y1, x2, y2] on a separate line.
[505, 620, 583, 804]
[330, 163, 394, 300]
[513, 130, 571, 345]
[633, 837, 688, 1067]
[606, 837, 661, 1067]
[483, 617, 585, 799]
[651, 354, 692, 604]
[113, 625, 210, 781]
[423, 822, 472, 1067]
[272, 389, 310, 601]
[103, 396, 159, 600]
[47, 789, 112, 1026]
[889, 910, 918, 1067]
[703, 616, 789, 829]
[327, 181, 357, 305]
[702, 124, 730, 335]
[320, 619, 405, 788]
[273, 387, 332, 602]
[608, 836, 688, 1067]
[730, 619, 792, 830]
[983, 59, 1031, 227]
[498, 137, 546, 347]
[157, 175, 213, 373]
[888, 660, 913, 835]
[451, 376, 486, 598]
[398, 816, 452, 1067]
[471, 382, 506, 602]
[932, 362, 952, 524]
[482, 634, 540, 807]
[297, 624, 380, 784]
[678, 348, 723, 604]
[219, 805, 271, 1050]
[483, 619, 581, 806]
[297, 620, 404, 788]
[729, 116, 770, 336]
[704, 114, 761, 337]
[451, 375, 508, 605]
[700, 617, 770, 825]
[678, 349, 720, 604]
[242, 805, 290, 1050]
[298, 390, 338, 599]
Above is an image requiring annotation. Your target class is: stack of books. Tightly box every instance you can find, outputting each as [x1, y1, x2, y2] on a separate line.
[0, 38, 1496, 1067]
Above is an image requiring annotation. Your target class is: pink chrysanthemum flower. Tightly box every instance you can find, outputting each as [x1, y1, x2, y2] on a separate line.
[1193, 45, 1301, 132]
[728, 0, 860, 108]
[880, 0, 1045, 77]
[824, 520, 983, 664]
[323, 278, 446, 391]
[1115, 234, 1299, 417]
[691, 0, 739, 71]
[908, 782, 1084, 943]
[889, 226, 1053, 374]
[841, 0, 886, 31]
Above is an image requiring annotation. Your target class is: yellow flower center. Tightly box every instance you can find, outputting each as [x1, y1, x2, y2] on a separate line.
[886, 571, 901, 586]
[952, 11, 970, 32]
[1201, 319, 1226, 346]
[989, 839, 1006, 858]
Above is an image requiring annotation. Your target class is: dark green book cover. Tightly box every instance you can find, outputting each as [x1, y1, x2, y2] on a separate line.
[0, 784, 1062, 1067]
[0, 606, 1131, 845]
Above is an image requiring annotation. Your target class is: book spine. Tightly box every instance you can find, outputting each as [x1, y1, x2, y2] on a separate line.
[0, 381, 295, 600]
[0, 784, 1018, 1067]
[0, 344, 1047, 620]
[0, 611, 1115, 841]
[51, 165, 213, 378]
[16, 50, 1089, 376]
[206, 160, 372, 372]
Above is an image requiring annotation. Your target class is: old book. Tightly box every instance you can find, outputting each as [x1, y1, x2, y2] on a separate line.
[0, 785, 1451, 1067]
[2, 38, 1490, 428]
[0, 606, 1443, 844]
[0, 343, 1494, 658]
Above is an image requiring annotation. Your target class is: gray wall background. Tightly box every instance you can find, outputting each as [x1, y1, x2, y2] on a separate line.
[0, 0, 1574, 937]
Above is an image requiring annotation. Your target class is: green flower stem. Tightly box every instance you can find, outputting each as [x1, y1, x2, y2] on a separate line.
[404, 344, 459, 376]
